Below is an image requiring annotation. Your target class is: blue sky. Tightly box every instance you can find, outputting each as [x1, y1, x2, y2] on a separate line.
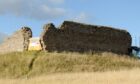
[0, 0, 140, 46]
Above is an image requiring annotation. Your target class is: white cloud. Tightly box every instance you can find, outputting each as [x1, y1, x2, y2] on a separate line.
[0, 0, 66, 20]
[71, 12, 89, 23]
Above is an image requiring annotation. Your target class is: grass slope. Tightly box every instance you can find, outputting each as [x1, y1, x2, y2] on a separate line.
[0, 51, 140, 78]
[1, 69, 140, 84]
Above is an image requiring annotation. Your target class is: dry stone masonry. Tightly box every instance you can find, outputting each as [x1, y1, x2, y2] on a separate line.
[0, 27, 32, 54]
[0, 21, 132, 55]
[41, 21, 132, 54]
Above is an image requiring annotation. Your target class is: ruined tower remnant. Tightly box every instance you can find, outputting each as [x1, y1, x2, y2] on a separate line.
[40, 23, 57, 51]
[41, 21, 132, 54]
[0, 27, 32, 54]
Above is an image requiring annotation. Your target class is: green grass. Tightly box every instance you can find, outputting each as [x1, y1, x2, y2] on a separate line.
[0, 51, 140, 78]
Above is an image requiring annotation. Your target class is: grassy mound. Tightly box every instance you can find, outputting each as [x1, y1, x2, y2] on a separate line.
[0, 51, 140, 78]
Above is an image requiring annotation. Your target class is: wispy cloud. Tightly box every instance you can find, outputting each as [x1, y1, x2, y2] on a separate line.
[0, 0, 66, 20]
[69, 12, 90, 23]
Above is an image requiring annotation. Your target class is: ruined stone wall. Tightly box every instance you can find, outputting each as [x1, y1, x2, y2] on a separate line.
[0, 21, 132, 54]
[0, 27, 32, 54]
[41, 21, 132, 54]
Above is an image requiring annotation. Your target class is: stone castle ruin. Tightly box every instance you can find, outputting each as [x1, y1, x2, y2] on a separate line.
[0, 27, 32, 54]
[0, 21, 132, 54]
